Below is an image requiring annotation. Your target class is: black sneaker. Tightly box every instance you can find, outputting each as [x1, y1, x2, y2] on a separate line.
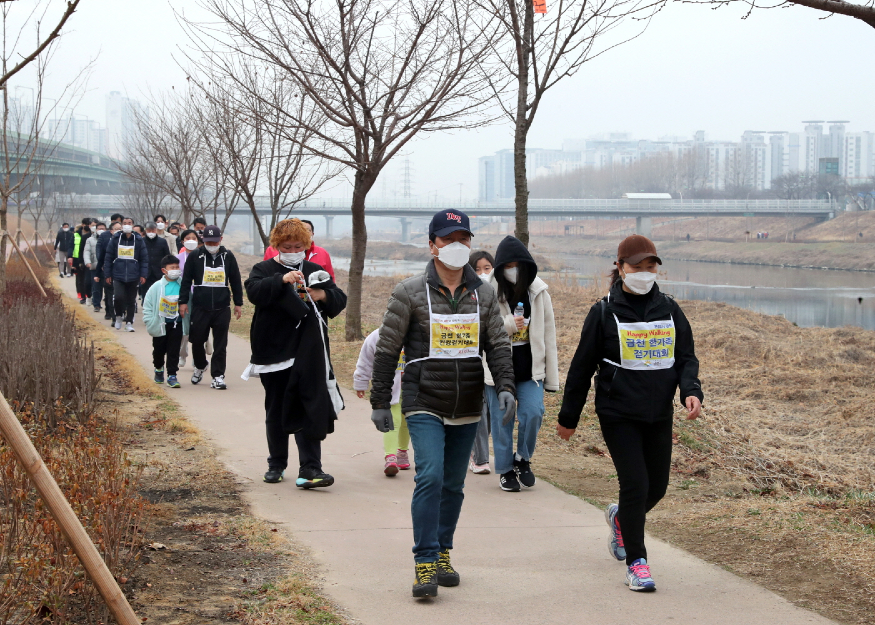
[104, 312, 112, 320]
[499, 470, 521, 492]
[437, 549, 460, 587]
[263, 468, 284, 483]
[412, 562, 438, 598]
[514, 457, 536, 488]
[154, 368, 165, 384]
[295, 467, 334, 489]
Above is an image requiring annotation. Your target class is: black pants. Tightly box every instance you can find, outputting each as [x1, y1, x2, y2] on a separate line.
[152, 321, 184, 376]
[189, 306, 230, 378]
[91, 275, 104, 309]
[75, 265, 91, 300]
[102, 281, 115, 319]
[260, 367, 322, 473]
[113, 280, 139, 323]
[599, 416, 673, 565]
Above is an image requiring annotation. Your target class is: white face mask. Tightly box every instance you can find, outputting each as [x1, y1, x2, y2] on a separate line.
[62, 227, 69, 232]
[122, 224, 133, 234]
[623, 270, 657, 295]
[434, 241, 470, 271]
[166, 269, 181, 281]
[204, 244, 220, 254]
[156, 223, 166, 230]
[146, 232, 157, 239]
[183, 239, 199, 251]
[279, 251, 306, 267]
[504, 267, 518, 284]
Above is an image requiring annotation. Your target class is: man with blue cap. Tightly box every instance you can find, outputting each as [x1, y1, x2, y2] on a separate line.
[369, 209, 516, 598]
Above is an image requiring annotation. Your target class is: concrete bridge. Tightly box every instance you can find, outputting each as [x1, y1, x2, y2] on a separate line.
[54, 196, 835, 240]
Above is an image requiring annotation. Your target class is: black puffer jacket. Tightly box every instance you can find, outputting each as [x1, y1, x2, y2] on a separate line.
[558, 281, 703, 427]
[371, 260, 515, 420]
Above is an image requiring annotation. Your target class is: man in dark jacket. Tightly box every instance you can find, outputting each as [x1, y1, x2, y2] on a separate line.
[95, 215, 124, 321]
[140, 221, 171, 302]
[54, 223, 74, 277]
[70, 219, 92, 304]
[179, 225, 244, 390]
[369, 210, 516, 598]
[103, 216, 148, 332]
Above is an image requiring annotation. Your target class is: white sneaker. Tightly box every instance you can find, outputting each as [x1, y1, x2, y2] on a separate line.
[114, 320, 121, 330]
[210, 375, 227, 390]
[178, 357, 186, 369]
[191, 367, 205, 385]
[470, 461, 491, 474]
[125, 323, 135, 332]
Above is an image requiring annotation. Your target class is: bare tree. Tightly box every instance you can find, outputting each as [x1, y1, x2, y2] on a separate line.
[191, 0, 498, 339]
[476, 0, 656, 246]
[0, 1, 86, 295]
[121, 91, 237, 229]
[681, 0, 875, 29]
[120, 180, 171, 225]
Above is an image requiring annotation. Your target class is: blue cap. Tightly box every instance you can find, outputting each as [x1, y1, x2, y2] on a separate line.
[429, 210, 473, 238]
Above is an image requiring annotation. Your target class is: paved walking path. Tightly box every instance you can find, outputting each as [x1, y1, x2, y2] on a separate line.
[62, 278, 835, 625]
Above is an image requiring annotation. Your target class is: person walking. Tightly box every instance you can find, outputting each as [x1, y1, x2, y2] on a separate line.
[103, 217, 148, 331]
[179, 225, 244, 390]
[485, 236, 558, 492]
[242, 218, 347, 487]
[176, 229, 201, 369]
[557, 234, 703, 592]
[83, 222, 106, 312]
[141, 221, 171, 302]
[467, 250, 495, 475]
[263, 219, 335, 280]
[70, 219, 92, 303]
[154, 214, 178, 253]
[54, 222, 73, 277]
[369, 210, 516, 598]
[143, 255, 189, 389]
[96, 220, 123, 322]
[353, 328, 409, 476]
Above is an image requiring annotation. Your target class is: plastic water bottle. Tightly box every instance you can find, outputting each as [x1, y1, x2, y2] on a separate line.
[514, 302, 525, 318]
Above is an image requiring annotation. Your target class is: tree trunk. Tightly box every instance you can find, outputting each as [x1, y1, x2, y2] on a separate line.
[513, 1, 534, 248]
[344, 170, 373, 341]
[0, 198, 7, 297]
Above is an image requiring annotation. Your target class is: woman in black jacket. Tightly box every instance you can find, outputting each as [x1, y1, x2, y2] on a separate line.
[557, 235, 703, 593]
[243, 219, 347, 488]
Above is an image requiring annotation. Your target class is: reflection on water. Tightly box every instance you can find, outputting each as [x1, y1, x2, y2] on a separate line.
[333, 255, 875, 331]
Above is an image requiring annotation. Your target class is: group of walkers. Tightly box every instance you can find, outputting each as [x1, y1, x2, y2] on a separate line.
[59, 208, 704, 599]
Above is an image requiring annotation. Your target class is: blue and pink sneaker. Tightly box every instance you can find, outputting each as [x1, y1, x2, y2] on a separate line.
[605, 503, 626, 561]
[626, 558, 656, 592]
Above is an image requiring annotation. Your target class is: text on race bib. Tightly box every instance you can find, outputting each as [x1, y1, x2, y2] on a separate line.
[118, 245, 135, 258]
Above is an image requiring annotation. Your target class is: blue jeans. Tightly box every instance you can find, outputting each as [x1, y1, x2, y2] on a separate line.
[91, 275, 104, 308]
[486, 379, 545, 474]
[406, 413, 479, 563]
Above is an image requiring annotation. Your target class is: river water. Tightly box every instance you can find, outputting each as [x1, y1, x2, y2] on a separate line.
[333, 254, 875, 331]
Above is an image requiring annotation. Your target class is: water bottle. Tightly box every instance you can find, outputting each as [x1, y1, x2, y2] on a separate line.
[514, 302, 525, 318]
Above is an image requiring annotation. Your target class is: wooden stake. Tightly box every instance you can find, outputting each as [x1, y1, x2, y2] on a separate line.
[1, 231, 47, 297]
[16, 230, 41, 263]
[0, 392, 141, 624]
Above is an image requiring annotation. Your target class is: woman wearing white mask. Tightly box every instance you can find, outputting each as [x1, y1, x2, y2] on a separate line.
[485, 236, 558, 493]
[557, 234, 703, 593]
[243, 219, 347, 488]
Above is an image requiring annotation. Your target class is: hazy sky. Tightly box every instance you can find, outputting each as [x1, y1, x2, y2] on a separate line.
[24, 0, 875, 200]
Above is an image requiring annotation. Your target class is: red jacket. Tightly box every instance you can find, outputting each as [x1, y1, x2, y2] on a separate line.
[263, 243, 335, 281]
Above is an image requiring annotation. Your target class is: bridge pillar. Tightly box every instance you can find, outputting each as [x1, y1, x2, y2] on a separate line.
[400, 218, 410, 243]
[635, 216, 652, 238]
[324, 215, 334, 240]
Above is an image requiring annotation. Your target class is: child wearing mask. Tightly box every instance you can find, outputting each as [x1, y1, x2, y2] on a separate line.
[143, 255, 190, 388]
[468, 250, 495, 474]
[484, 236, 559, 492]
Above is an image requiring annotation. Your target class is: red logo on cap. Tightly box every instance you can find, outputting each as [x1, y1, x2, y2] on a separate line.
[446, 212, 462, 223]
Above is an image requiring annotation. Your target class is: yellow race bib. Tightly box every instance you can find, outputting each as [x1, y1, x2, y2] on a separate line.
[118, 245, 135, 259]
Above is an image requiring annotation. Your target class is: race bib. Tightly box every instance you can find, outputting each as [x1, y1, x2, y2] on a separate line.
[429, 312, 479, 358]
[118, 245, 135, 259]
[158, 295, 179, 319]
[616, 316, 676, 370]
[396, 352, 406, 372]
[203, 267, 226, 287]
[511, 319, 530, 346]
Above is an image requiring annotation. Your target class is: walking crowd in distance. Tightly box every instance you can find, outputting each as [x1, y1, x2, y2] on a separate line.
[60, 209, 703, 600]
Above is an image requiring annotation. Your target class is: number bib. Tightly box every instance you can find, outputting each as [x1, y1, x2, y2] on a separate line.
[407, 286, 481, 366]
[511, 318, 530, 346]
[158, 294, 179, 319]
[610, 314, 676, 370]
[117, 244, 135, 259]
[200, 253, 227, 288]
[396, 351, 406, 372]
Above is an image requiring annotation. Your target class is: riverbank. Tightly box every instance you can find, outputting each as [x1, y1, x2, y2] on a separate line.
[316, 269, 875, 625]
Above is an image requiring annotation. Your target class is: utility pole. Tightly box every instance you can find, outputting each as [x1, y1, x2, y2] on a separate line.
[401, 158, 413, 199]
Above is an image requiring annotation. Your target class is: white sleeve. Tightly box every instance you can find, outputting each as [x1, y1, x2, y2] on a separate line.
[353, 329, 380, 391]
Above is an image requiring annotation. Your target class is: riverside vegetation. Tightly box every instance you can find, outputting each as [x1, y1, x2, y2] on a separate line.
[282, 264, 875, 625]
